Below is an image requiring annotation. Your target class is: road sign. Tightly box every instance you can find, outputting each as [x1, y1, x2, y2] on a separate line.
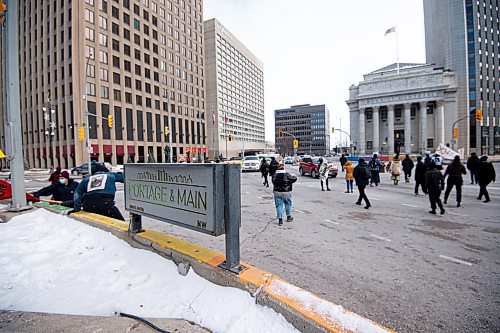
[293, 139, 299, 149]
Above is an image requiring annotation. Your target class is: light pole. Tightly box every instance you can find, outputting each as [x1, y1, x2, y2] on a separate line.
[84, 51, 93, 175]
[332, 117, 342, 152]
[42, 94, 56, 168]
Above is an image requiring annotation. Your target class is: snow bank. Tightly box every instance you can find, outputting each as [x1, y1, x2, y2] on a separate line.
[0, 209, 299, 333]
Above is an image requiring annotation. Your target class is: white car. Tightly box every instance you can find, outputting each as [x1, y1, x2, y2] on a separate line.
[242, 156, 261, 172]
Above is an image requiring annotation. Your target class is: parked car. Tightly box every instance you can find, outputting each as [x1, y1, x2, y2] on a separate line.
[241, 155, 261, 172]
[284, 156, 293, 164]
[299, 156, 338, 178]
[71, 162, 107, 176]
[227, 157, 243, 166]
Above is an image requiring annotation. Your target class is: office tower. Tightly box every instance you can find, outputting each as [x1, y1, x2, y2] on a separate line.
[0, 0, 206, 168]
[204, 18, 265, 159]
[275, 104, 330, 156]
[424, 0, 499, 155]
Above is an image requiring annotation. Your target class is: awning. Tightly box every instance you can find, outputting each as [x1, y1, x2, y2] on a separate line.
[116, 145, 125, 155]
[128, 145, 135, 154]
[103, 145, 112, 154]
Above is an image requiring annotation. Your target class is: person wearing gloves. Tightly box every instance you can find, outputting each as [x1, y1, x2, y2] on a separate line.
[71, 164, 125, 220]
[33, 171, 79, 207]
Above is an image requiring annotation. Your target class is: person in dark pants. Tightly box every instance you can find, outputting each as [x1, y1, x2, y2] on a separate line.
[476, 156, 496, 203]
[339, 154, 347, 172]
[33, 171, 79, 207]
[402, 154, 414, 183]
[414, 156, 427, 195]
[353, 158, 371, 209]
[71, 164, 125, 220]
[369, 154, 383, 186]
[268, 157, 279, 177]
[259, 158, 269, 187]
[425, 162, 445, 215]
[466, 152, 480, 184]
[443, 156, 467, 207]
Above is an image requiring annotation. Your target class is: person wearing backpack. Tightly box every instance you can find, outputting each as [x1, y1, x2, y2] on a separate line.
[369, 154, 383, 187]
[425, 161, 445, 215]
[353, 158, 372, 209]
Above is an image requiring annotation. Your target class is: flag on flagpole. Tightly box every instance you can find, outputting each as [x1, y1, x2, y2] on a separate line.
[385, 26, 396, 36]
[212, 110, 215, 125]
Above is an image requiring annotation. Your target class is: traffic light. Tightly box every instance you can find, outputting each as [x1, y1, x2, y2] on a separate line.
[0, 2, 6, 22]
[79, 127, 85, 141]
[453, 128, 458, 139]
[107, 115, 113, 128]
[164, 125, 169, 136]
[278, 129, 283, 138]
[475, 109, 483, 121]
[293, 139, 299, 149]
[228, 134, 232, 141]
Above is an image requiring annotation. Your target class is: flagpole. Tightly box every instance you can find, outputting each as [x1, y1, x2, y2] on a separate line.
[395, 28, 400, 74]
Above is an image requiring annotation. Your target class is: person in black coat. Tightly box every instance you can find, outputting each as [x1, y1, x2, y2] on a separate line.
[476, 156, 496, 203]
[425, 162, 445, 215]
[414, 156, 427, 195]
[33, 171, 79, 207]
[353, 158, 372, 209]
[443, 156, 467, 207]
[259, 158, 269, 187]
[272, 163, 297, 225]
[466, 152, 480, 184]
[402, 154, 414, 183]
[339, 154, 347, 172]
[268, 157, 279, 177]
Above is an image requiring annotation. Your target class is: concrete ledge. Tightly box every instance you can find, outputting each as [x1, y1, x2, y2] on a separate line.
[33, 204, 396, 333]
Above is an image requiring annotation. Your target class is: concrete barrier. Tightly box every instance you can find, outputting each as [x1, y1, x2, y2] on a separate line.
[32, 202, 396, 333]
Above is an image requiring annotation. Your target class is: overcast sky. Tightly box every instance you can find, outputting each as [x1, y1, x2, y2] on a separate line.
[203, 0, 426, 144]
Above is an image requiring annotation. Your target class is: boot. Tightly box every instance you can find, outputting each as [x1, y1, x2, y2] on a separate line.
[440, 208, 445, 215]
[429, 210, 436, 214]
[286, 216, 293, 222]
[456, 202, 461, 207]
[278, 218, 283, 225]
[327, 188, 331, 191]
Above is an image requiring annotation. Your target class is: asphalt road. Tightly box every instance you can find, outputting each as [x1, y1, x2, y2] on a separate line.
[17, 163, 500, 333]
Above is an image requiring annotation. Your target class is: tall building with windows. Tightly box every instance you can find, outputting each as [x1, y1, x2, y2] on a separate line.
[424, 0, 499, 155]
[275, 104, 330, 156]
[0, 0, 206, 169]
[204, 18, 265, 159]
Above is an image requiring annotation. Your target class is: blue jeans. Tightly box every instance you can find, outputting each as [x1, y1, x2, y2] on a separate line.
[346, 180, 353, 191]
[274, 192, 292, 219]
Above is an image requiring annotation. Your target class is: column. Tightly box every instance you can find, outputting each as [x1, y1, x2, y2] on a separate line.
[419, 102, 427, 153]
[436, 100, 445, 145]
[387, 105, 395, 156]
[372, 106, 380, 153]
[404, 103, 412, 153]
[358, 108, 365, 155]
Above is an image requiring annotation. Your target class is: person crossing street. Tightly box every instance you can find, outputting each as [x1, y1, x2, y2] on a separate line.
[425, 162, 445, 215]
[353, 158, 372, 209]
[443, 156, 466, 207]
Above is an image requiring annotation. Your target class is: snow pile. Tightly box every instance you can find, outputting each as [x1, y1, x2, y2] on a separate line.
[267, 279, 388, 333]
[0, 209, 299, 333]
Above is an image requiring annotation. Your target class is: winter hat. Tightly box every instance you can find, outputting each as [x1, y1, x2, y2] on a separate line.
[428, 161, 437, 169]
[358, 158, 365, 164]
[480, 156, 488, 162]
[56, 166, 62, 171]
[59, 171, 70, 179]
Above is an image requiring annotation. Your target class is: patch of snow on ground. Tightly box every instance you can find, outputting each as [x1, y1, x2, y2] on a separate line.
[0, 209, 299, 333]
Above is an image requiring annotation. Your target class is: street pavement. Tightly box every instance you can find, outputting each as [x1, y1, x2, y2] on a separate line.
[14, 163, 500, 333]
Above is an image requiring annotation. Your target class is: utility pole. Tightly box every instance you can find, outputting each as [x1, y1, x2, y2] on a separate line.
[5, 0, 31, 211]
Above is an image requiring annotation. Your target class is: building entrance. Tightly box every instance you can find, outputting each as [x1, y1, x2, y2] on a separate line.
[394, 130, 405, 155]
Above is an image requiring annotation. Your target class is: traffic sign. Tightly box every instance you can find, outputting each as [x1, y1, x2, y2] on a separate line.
[87, 146, 94, 154]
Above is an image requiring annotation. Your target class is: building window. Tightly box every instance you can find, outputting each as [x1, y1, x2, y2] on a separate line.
[111, 6, 119, 19]
[98, 16, 107, 29]
[85, 9, 94, 23]
[113, 89, 121, 101]
[125, 76, 132, 88]
[99, 33, 107, 46]
[112, 72, 120, 84]
[112, 23, 119, 35]
[85, 27, 94, 41]
[427, 138, 434, 148]
[86, 64, 95, 77]
[87, 82, 96, 96]
[366, 110, 372, 120]
[426, 105, 434, 115]
[112, 39, 120, 51]
[101, 86, 109, 99]
[99, 0, 108, 13]
[134, 19, 140, 30]
[367, 141, 372, 150]
[99, 51, 108, 64]
[100, 68, 108, 81]
[395, 109, 402, 118]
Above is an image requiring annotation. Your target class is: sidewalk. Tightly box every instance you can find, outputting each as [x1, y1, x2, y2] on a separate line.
[0, 311, 210, 333]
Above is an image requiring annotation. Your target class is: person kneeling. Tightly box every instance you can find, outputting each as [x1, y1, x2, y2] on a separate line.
[33, 171, 78, 207]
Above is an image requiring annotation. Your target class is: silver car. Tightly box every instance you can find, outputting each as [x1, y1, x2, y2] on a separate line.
[242, 156, 261, 172]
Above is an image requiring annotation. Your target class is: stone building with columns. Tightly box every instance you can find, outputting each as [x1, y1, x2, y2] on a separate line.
[346, 63, 458, 156]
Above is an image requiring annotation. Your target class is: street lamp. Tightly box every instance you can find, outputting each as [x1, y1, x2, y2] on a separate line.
[42, 94, 56, 168]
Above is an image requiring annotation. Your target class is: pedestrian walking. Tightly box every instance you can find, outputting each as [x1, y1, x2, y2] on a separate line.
[443, 156, 467, 207]
[344, 160, 354, 193]
[33, 171, 79, 207]
[369, 154, 383, 186]
[339, 154, 347, 172]
[425, 162, 445, 215]
[260, 158, 269, 187]
[388, 154, 402, 185]
[423, 153, 432, 166]
[432, 153, 443, 170]
[414, 156, 427, 195]
[272, 162, 297, 225]
[48, 166, 62, 184]
[402, 154, 414, 183]
[71, 163, 125, 220]
[466, 152, 480, 184]
[476, 156, 496, 203]
[353, 158, 372, 209]
[319, 161, 331, 191]
[268, 157, 279, 177]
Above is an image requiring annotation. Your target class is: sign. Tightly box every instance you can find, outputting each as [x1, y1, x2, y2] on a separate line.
[124, 164, 241, 236]
[293, 139, 299, 149]
[87, 146, 94, 154]
[435, 143, 458, 159]
[0, 149, 5, 158]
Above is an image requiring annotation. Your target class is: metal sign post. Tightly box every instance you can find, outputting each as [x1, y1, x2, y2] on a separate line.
[124, 164, 243, 273]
